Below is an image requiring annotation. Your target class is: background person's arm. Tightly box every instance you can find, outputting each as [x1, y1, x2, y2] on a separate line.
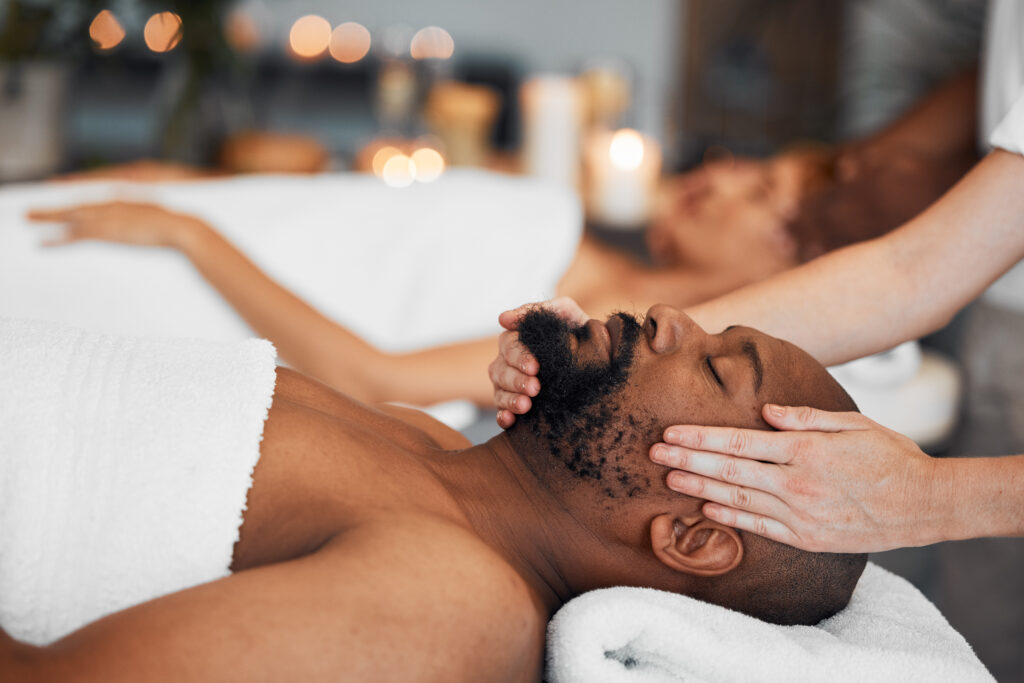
[29, 202, 498, 407]
[651, 405, 1024, 552]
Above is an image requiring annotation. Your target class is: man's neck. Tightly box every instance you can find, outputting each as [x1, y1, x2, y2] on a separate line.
[425, 433, 617, 615]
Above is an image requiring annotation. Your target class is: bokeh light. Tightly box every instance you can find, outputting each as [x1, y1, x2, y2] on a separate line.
[609, 129, 645, 171]
[410, 26, 454, 60]
[371, 146, 402, 177]
[144, 12, 182, 53]
[289, 15, 331, 60]
[89, 10, 125, 51]
[381, 154, 416, 188]
[410, 147, 445, 182]
[225, 8, 261, 53]
[329, 22, 371, 63]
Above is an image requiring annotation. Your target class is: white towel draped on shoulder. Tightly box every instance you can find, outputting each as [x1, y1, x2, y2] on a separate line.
[545, 563, 993, 682]
[0, 317, 277, 645]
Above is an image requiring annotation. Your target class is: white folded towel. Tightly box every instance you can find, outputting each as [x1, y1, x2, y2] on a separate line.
[0, 317, 277, 645]
[546, 563, 992, 682]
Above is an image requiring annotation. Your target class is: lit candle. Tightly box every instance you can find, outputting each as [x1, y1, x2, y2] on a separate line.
[585, 128, 662, 228]
[520, 75, 584, 189]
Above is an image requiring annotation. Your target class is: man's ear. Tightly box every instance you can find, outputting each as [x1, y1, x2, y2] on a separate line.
[650, 513, 743, 577]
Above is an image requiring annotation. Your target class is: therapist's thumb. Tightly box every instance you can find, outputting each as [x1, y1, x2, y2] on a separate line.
[762, 404, 867, 433]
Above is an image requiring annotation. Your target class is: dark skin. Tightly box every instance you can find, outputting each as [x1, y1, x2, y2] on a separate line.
[2, 304, 849, 682]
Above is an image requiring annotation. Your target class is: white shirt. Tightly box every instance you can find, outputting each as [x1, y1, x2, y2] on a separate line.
[981, 0, 1024, 310]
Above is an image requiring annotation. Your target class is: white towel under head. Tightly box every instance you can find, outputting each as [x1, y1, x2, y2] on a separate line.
[546, 563, 992, 682]
[0, 317, 277, 645]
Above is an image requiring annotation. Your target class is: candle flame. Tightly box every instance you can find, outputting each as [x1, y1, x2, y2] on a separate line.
[382, 154, 416, 188]
[410, 148, 445, 182]
[329, 22, 371, 63]
[89, 10, 125, 51]
[144, 12, 182, 53]
[609, 129, 644, 171]
[289, 15, 331, 60]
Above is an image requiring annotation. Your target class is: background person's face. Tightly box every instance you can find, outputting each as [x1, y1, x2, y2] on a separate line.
[646, 152, 832, 278]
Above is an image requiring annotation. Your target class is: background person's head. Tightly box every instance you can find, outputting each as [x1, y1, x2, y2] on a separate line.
[508, 304, 866, 625]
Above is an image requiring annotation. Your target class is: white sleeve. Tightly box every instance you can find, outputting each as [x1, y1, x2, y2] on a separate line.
[989, 89, 1024, 154]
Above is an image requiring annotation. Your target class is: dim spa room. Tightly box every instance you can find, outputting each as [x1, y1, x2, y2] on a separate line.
[1, 0, 1022, 680]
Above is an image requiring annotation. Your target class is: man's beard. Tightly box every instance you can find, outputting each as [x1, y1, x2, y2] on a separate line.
[516, 308, 643, 421]
[512, 308, 655, 496]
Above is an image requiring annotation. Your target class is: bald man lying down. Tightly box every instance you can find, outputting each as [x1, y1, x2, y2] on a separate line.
[0, 305, 865, 682]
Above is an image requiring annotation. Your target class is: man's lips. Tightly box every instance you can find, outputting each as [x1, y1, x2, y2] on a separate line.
[583, 319, 613, 363]
[606, 315, 623, 362]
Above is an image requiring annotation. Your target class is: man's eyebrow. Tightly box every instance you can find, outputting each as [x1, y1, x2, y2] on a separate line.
[741, 340, 764, 393]
[724, 325, 739, 331]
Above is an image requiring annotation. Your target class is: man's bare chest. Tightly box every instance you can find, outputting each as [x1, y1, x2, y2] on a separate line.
[231, 394, 461, 570]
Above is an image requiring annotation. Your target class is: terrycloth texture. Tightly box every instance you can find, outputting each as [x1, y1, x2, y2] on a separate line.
[0, 170, 582, 352]
[546, 563, 993, 683]
[0, 317, 277, 645]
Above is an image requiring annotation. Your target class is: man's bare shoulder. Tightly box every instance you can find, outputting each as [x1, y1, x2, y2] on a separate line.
[273, 367, 470, 450]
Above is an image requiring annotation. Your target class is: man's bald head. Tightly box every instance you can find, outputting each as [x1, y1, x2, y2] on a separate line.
[510, 305, 866, 625]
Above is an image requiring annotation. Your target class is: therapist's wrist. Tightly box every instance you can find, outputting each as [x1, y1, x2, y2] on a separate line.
[919, 457, 963, 545]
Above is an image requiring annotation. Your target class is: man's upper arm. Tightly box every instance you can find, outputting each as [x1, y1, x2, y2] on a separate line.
[18, 520, 538, 682]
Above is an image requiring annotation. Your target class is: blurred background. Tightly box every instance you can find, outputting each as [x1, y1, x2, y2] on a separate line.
[0, 0, 982, 180]
[2, 1, 1021, 680]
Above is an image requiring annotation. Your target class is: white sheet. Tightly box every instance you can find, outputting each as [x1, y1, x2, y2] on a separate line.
[0, 170, 582, 352]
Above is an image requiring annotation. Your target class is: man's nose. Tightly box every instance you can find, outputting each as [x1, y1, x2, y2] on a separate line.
[644, 304, 705, 354]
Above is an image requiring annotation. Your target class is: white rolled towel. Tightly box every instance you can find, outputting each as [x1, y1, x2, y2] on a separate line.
[546, 563, 992, 682]
[0, 317, 277, 645]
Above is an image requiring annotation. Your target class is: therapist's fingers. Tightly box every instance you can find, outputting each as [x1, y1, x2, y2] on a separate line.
[498, 296, 589, 332]
[664, 470, 790, 524]
[760, 404, 872, 433]
[498, 306, 529, 331]
[661, 424, 799, 464]
[488, 359, 539, 397]
[497, 329, 539, 375]
[493, 389, 531, 415]
[650, 443, 783, 497]
[700, 504, 800, 548]
[495, 409, 516, 429]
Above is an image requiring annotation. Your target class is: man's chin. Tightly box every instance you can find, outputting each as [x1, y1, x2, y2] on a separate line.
[517, 308, 641, 425]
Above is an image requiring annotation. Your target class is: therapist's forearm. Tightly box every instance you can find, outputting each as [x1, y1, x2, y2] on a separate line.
[935, 455, 1024, 543]
[686, 150, 1024, 365]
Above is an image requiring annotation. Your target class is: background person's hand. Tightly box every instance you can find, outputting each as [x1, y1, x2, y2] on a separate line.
[491, 296, 589, 428]
[27, 201, 206, 250]
[649, 404, 941, 553]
